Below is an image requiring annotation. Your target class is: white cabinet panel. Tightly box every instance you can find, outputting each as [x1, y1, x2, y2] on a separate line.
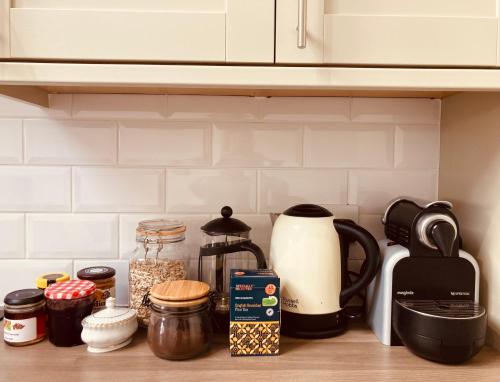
[0, 0, 9, 57]
[9, 0, 275, 63]
[14, 0, 226, 11]
[324, 0, 496, 17]
[11, 9, 226, 62]
[226, 0, 275, 63]
[324, 15, 498, 66]
[276, 0, 498, 66]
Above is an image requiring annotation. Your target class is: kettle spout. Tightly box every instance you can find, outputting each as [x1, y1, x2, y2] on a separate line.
[269, 213, 281, 226]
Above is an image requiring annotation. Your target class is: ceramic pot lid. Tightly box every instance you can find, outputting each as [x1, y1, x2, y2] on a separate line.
[82, 298, 136, 328]
[201, 206, 251, 236]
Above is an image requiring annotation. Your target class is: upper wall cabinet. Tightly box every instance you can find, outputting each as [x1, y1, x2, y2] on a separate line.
[276, 0, 498, 66]
[7, 0, 275, 63]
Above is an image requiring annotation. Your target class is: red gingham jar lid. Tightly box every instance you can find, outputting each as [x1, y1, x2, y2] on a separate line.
[44, 280, 96, 300]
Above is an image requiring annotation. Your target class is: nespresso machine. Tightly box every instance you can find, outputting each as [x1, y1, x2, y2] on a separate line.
[366, 198, 486, 364]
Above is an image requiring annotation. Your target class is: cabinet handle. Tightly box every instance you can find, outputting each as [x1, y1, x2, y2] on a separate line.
[297, 0, 307, 49]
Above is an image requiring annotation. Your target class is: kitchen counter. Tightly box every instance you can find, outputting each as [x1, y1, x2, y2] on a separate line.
[1, 323, 499, 382]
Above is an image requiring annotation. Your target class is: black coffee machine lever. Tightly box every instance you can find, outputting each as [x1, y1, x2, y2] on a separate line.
[428, 220, 457, 257]
[383, 198, 460, 258]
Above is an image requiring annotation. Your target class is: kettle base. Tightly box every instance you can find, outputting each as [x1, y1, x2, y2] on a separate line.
[281, 310, 348, 339]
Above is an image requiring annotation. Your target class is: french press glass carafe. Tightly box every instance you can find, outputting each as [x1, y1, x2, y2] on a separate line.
[198, 206, 267, 333]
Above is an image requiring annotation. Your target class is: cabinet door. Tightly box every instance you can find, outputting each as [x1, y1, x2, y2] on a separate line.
[276, 0, 498, 66]
[0, 0, 9, 57]
[9, 0, 274, 63]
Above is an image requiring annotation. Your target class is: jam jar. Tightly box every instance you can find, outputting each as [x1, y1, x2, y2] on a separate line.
[147, 280, 213, 360]
[3, 289, 46, 346]
[44, 280, 96, 347]
[77, 266, 116, 312]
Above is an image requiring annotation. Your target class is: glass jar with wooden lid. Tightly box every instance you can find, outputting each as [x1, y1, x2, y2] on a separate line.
[147, 280, 212, 360]
[129, 220, 188, 327]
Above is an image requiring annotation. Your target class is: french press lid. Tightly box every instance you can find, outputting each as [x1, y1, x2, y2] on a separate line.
[201, 206, 251, 236]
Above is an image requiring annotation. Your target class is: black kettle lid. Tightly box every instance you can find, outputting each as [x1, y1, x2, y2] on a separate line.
[201, 206, 251, 235]
[283, 204, 333, 218]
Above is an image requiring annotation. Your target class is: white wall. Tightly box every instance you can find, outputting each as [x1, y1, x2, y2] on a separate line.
[440, 92, 500, 349]
[0, 94, 440, 305]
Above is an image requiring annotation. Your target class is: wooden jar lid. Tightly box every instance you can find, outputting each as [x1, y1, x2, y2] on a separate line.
[149, 295, 209, 308]
[150, 280, 210, 308]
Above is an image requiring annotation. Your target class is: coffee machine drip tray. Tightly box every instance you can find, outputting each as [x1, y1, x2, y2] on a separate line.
[397, 299, 484, 318]
[393, 299, 486, 364]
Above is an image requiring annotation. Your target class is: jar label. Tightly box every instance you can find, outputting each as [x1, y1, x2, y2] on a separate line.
[3, 317, 37, 343]
[93, 286, 116, 312]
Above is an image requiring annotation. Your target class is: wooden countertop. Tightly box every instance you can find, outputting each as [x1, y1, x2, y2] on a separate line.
[1, 322, 500, 382]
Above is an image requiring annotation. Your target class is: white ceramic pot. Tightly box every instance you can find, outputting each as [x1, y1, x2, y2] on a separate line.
[81, 297, 138, 353]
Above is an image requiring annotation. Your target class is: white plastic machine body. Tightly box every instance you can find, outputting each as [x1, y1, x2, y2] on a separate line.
[366, 239, 480, 346]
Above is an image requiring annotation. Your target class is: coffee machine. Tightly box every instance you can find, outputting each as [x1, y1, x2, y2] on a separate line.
[366, 198, 486, 364]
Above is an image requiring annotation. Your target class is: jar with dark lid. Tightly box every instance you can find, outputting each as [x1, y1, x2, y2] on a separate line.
[147, 280, 212, 360]
[44, 280, 96, 347]
[3, 289, 46, 346]
[77, 266, 116, 312]
[36, 272, 70, 290]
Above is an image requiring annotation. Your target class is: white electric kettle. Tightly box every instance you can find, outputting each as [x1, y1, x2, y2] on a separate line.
[270, 204, 380, 338]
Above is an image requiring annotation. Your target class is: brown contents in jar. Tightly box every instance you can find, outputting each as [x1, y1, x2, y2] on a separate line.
[129, 259, 186, 327]
[147, 303, 212, 360]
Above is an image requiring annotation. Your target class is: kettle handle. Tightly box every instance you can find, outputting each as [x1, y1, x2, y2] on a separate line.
[239, 241, 268, 269]
[334, 220, 380, 307]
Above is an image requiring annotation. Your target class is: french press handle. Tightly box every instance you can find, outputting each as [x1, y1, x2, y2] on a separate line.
[334, 219, 380, 307]
[238, 241, 267, 269]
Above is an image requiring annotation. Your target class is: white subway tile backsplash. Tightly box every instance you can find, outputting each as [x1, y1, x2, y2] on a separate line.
[119, 121, 210, 166]
[0, 214, 25, 258]
[72, 94, 167, 120]
[304, 123, 394, 168]
[395, 124, 440, 169]
[24, 119, 117, 165]
[0, 94, 441, 300]
[0, 94, 71, 119]
[348, 169, 438, 214]
[359, 214, 385, 241]
[259, 169, 348, 212]
[167, 169, 257, 213]
[322, 205, 359, 222]
[351, 98, 441, 124]
[0, 260, 74, 301]
[119, 214, 209, 260]
[168, 95, 257, 121]
[232, 214, 274, 259]
[73, 167, 165, 212]
[74, 260, 129, 306]
[257, 97, 350, 122]
[213, 123, 302, 167]
[26, 214, 118, 259]
[0, 119, 23, 164]
[0, 166, 71, 212]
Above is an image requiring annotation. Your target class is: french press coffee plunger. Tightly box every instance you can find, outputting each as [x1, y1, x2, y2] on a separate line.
[198, 206, 267, 333]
